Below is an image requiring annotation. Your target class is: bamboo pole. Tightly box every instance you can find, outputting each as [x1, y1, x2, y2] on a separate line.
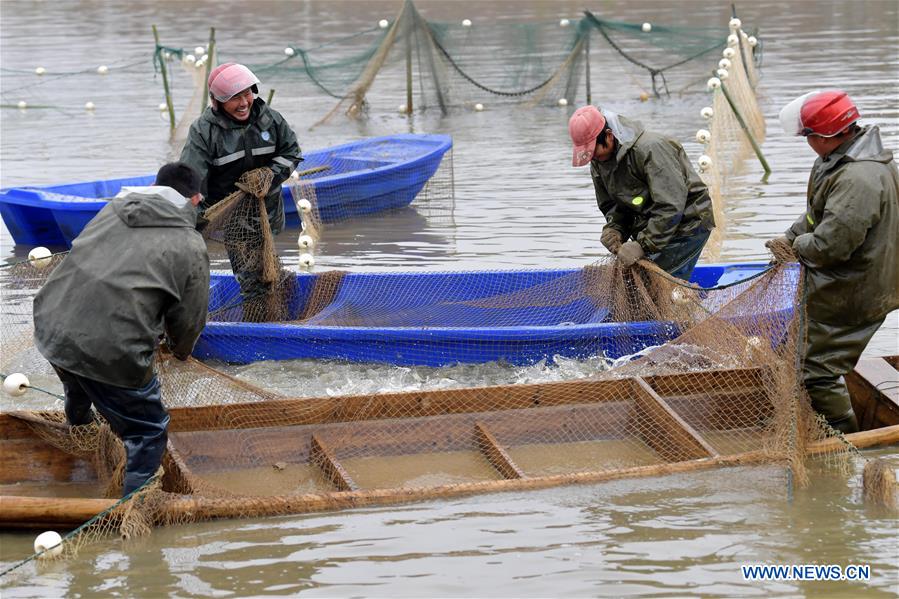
[584, 29, 592, 105]
[266, 89, 275, 106]
[152, 25, 176, 131]
[720, 80, 771, 175]
[202, 27, 216, 110]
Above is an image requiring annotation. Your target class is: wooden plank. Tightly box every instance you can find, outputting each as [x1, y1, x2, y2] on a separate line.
[310, 434, 358, 492]
[475, 422, 525, 479]
[631, 377, 717, 462]
[0, 495, 115, 529]
[845, 357, 899, 430]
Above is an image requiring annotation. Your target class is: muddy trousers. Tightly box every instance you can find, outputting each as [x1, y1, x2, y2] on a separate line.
[52, 365, 170, 496]
[802, 317, 885, 434]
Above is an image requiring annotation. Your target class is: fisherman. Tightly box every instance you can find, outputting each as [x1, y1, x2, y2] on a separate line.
[180, 62, 302, 300]
[768, 90, 899, 434]
[568, 105, 716, 280]
[33, 162, 210, 496]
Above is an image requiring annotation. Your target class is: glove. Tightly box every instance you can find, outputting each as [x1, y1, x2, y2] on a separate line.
[617, 240, 645, 267]
[600, 228, 623, 254]
[159, 336, 190, 361]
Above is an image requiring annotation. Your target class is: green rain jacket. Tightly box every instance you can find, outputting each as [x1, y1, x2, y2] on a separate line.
[180, 98, 302, 234]
[590, 113, 715, 254]
[33, 187, 210, 388]
[785, 125, 899, 326]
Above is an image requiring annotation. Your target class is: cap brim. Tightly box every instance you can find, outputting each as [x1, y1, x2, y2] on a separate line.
[572, 139, 596, 167]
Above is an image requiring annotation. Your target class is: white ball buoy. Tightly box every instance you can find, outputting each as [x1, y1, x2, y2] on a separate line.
[701, 106, 714, 119]
[641, 22, 652, 33]
[183, 54, 197, 65]
[3, 373, 30, 397]
[695, 129, 711, 144]
[557, 98, 568, 107]
[706, 77, 721, 91]
[34, 531, 63, 558]
[97, 65, 109, 75]
[698, 155, 713, 170]
[723, 47, 736, 59]
[194, 46, 206, 56]
[379, 19, 389, 29]
[299, 253, 315, 269]
[158, 102, 168, 112]
[718, 58, 732, 70]
[17, 100, 27, 109]
[28, 246, 52, 268]
[727, 33, 739, 46]
[398, 103, 408, 114]
[748, 35, 758, 47]
[716, 68, 729, 80]
[298, 234, 315, 249]
[84, 101, 95, 111]
[729, 17, 742, 31]
[284, 47, 295, 57]
[195, 57, 207, 69]
[474, 102, 484, 111]
[462, 19, 472, 27]
[35, 66, 46, 76]
[297, 198, 313, 214]
[559, 18, 570, 27]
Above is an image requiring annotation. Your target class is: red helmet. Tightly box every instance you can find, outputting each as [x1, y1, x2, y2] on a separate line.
[780, 90, 859, 137]
[207, 63, 260, 103]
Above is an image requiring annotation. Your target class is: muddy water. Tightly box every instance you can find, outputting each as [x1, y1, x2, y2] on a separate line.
[1, 0, 897, 596]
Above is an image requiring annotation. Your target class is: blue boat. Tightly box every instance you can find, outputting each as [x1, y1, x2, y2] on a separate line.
[0, 134, 452, 247]
[194, 262, 792, 367]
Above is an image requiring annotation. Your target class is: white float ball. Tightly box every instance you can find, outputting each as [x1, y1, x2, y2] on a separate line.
[183, 54, 196, 65]
[284, 47, 295, 57]
[729, 17, 742, 30]
[698, 155, 713, 170]
[297, 198, 313, 213]
[195, 57, 206, 69]
[719, 58, 732, 70]
[299, 253, 315, 269]
[379, 19, 389, 29]
[723, 47, 736, 59]
[298, 234, 315, 249]
[474, 102, 484, 111]
[706, 77, 721, 90]
[35, 66, 46, 76]
[84, 101, 95, 111]
[28, 246, 52, 268]
[17, 100, 27, 109]
[701, 106, 714, 119]
[97, 65, 109, 74]
[462, 19, 472, 27]
[716, 68, 729, 80]
[557, 98, 568, 107]
[748, 35, 758, 47]
[559, 18, 570, 27]
[3, 373, 30, 397]
[641, 22, 652, 33]
[194, 46, 206, 56]
[398, 103, 408, 114]
[158, 102, 168, 112]
[34, 531, 63, 558]
[695, 129, 711, 144]
[727, 34, 739, 46]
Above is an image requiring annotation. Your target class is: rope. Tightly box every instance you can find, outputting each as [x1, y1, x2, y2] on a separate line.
[639, 258, 782, 291]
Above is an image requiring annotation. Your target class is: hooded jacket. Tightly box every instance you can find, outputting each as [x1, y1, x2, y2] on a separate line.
[33, 187, 210, 387]
[785, 125, 899, 325]
[179, 98, 302, 234]
[590, 113, 715, 254]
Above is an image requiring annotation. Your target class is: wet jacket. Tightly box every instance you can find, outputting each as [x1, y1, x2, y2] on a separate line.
[785, 125, 899, 326]
[33, 187, 210, 387]
[591, 114, 715, 254]
[179, 98, 302, 234]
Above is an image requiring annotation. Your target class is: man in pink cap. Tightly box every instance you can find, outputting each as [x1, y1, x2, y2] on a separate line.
[180, 63, 302, 302]
[569, 105, 714, 280]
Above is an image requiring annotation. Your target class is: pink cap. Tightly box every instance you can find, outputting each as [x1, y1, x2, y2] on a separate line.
[569, 105, 606, 167]
[207, 63, 260, 102]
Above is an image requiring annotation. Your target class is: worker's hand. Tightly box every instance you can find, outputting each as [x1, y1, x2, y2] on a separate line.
[617, 240, 645, 267]
[235, 167, 274, 199]
[158, 336, 190, 361]
[600, 228, 623, 254]
[765, 236, 794, 263]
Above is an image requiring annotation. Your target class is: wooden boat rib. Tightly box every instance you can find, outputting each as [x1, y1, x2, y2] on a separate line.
[1, 356, 897, 529]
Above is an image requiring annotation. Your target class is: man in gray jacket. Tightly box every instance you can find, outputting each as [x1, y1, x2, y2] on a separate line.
[33, 162, 210, 496]
[771, 90, 899, 433]
[569, 105, 715, 280]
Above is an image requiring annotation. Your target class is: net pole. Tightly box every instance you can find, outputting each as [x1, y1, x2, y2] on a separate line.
[405, 1, 413, 114]
[731, 5, 754, 85]
[202, 27, 216, 111]
[720, 80, 771, 175]
[152, 25, 176, 132]
[585, 29, 592, 105]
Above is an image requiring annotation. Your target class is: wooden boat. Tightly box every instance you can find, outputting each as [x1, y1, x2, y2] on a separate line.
[0, 134, 452, 246]
[198, 262, 790, 366]
[1, 356, 896, 529]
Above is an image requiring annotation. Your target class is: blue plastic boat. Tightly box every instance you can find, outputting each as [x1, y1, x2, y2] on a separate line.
[0, 134, 452, 246]
[194, 262, 793, 367]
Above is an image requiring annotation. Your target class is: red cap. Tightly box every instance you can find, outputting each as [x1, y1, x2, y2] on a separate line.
[800, 91, 859, 137]
[569, 105, 606, 167]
